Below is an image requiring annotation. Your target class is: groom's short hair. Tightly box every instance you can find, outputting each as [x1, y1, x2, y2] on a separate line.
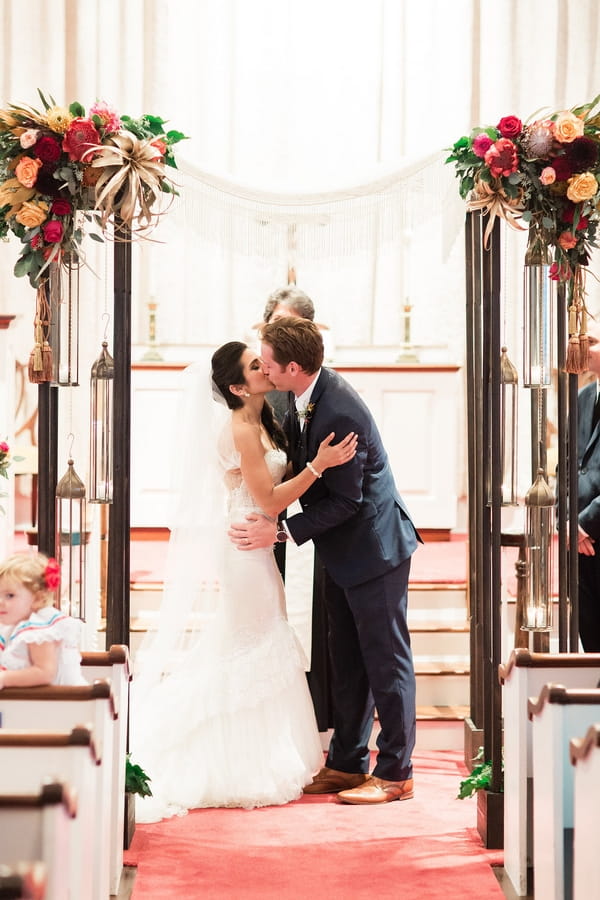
[261, 317, 324, 374]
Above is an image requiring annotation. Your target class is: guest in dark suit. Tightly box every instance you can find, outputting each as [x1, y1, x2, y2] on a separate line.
[229, 317, 421, 804]
[575, 318, 600, 650]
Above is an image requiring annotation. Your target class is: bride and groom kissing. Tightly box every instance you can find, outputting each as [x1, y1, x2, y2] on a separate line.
[132, 304, 420, 820]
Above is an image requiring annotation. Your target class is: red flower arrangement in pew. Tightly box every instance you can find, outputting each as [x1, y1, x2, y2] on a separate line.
[0, 90, 188, 287]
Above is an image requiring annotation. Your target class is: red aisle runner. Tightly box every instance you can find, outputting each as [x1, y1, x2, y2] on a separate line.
[125, 750, 504, 900]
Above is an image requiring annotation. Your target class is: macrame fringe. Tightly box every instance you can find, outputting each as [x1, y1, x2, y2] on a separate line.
[565, 265, 589, 375]
[28, 278, 53, 384]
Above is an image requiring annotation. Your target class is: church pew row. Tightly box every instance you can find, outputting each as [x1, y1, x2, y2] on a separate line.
[80, 645, 131, 894]
[528, 685, 600, 900]
[569, 723, 600, 900]
[498, 649, 600, 897]
[0, 683, 116, 900]
[0, 862, 46, 900]
[0, 727, 99, 900]
[0, 782, 75, 900]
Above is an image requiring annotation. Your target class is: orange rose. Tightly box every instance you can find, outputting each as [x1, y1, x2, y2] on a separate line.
[15, 156, 43, 188]
[558, 231, 578, 251]
[14, 200, 49, 228]
[553, 111, 585, 143]
[566, 172, 598, 203]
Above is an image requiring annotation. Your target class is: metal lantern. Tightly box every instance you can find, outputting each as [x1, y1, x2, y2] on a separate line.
[522, 467, 554, 631]
[89, 341, 114, 503]
[522, 228, 554, 388]
[500, 346, 519, 506]
[49, 255, 80, 387]
[55, 457, 87, 620]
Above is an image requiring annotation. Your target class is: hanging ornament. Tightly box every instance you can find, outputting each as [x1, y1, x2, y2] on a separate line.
[27, 277, 53, 384]
[500, 346, 519, 506]
[89, 340, 114, 503]
[522, 467, 554, 631]
[55, 454, 87, 620]
[522, 226, 554, 388]
[565, 265, 589, 374]
[48, 252, 80, 387]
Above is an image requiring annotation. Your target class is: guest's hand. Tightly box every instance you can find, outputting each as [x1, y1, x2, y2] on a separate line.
[228, 513, 277, 550]
[577, 525, 596, 556]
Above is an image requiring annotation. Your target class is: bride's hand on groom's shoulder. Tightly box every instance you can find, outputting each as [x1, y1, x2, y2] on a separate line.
[228, 513, 276, 550]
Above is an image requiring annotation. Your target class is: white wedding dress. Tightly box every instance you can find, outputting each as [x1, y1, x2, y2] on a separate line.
[131, 424, 323, 822]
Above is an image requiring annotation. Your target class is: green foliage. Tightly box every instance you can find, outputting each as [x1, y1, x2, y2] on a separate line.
[457, 746, 502, 799]
[125, 754, 153, 798]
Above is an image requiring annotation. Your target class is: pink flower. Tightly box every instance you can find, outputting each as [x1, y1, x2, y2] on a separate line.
[539, 167, 556, 186]
[149, 138, 167, 160]
[42, 220, 64, 243]
[558, 231, 578, 251]
[0, 442, 9, 454]
[62, 118, 101, 161]
[472, 133, 493, 158]
[44, 558, 61, 591]
[497, 116, 522, 139]
[20, 129, 39, 149]
[484, 138, 519, 177]
[89, 101, 121, 134]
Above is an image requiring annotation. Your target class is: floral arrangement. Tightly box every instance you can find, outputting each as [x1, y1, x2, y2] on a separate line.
[445, 94, 600, 282]
[0, 90, 187, 287]
[0, 441, 23, 515]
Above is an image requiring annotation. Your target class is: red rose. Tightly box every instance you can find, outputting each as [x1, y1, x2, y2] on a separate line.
[35, 136, 62, 164]
[0, 441, 9, 454]
[42, 220, 64, 243]
[497, 116, 523, 139]
[484, 138, 519, 178]
[550, 156, 573, 181]
[51, 199, 72, 216]
[30, 233, 43, 250]
[62, 118, 102, 162]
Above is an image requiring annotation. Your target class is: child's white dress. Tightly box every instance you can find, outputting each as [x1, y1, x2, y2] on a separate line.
[0, 606, 86, 685]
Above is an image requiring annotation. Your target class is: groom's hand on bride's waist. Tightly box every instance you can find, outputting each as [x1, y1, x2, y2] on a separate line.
[228, 513, 277, 550]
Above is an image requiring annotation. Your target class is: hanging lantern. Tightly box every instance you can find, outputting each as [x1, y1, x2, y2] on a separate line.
[500, 346, 519, 506]
[89, 341, 114, 503]
[522, 228, 554, 388]
[55, 457, 87, 620]
[522, 467, 554, 631]
[49, 254, 80, 387]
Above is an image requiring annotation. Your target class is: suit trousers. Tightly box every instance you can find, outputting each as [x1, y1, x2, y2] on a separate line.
[578, 551, 600, 651]
[324, 556, 416, 782]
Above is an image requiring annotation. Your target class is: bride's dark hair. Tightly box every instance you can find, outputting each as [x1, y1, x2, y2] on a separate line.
[211, 341, 287, 452]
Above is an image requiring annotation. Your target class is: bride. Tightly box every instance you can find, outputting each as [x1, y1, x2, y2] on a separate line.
[131, 341, 357, 820]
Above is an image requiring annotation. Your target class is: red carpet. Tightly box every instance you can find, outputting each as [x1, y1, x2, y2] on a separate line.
[124, 751, 504, 899]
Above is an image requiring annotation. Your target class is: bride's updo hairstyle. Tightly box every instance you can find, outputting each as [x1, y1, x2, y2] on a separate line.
[211, 342, 287, 452]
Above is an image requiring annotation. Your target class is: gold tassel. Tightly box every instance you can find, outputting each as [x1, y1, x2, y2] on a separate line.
[565, 298, 581, 374]
[579, 303, 590, 372]
[28, 279, 53, 384]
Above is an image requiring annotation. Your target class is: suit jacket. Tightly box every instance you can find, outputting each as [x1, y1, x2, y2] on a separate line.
[284, 367, 420, 588]
[577, 381, 600, 540]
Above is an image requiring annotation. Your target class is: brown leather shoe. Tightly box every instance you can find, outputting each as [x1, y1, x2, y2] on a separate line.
[303, 766, 369, 794]
[337, 775, 414, 804]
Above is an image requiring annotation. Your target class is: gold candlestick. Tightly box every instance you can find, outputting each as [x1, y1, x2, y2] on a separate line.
[142, 299, 163, 361]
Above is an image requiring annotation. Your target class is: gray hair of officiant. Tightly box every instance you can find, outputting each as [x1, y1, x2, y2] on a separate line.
[262, 286, 315, 324]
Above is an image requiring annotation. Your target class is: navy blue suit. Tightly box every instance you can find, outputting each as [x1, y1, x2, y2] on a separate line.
[576, 381, 600, 650]
[284, 367, 420, 781]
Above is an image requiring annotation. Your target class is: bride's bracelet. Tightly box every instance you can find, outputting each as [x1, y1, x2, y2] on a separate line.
[306, 461, 322, 479]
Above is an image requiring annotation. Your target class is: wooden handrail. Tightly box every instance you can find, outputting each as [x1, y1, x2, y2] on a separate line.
[0, 680, 117, 720]
[0, 725, 99, 762]
[80, 644, 131, 680]
[528, 684, 600, 719]
[569, 723, 600, 765]
[499, 648, 600, 684]
[0, 779, 77, 817]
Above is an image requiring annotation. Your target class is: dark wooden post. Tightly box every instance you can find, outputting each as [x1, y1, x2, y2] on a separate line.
[36, 383, 58, 557]
[106, 226, 131, 648]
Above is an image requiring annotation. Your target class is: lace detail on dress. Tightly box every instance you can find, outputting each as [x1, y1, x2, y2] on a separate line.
[226, 447, 287, 518]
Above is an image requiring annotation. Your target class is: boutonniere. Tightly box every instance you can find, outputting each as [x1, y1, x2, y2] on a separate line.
[297, 402, 316, 425]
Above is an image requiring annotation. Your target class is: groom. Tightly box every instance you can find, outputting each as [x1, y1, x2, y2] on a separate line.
[229, 316, 421, 804]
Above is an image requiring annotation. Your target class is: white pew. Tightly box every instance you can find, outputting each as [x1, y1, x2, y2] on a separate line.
[528, 685, 600, 900]
[0, 683, 116, 900]
[0, 781, 75, 900]
[569, 723, 600, 900]
[499, 649, 600, 896]
[81, 645, 131, 895]
[0, 862, 46, 900]
[0, 727, 98, 900]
